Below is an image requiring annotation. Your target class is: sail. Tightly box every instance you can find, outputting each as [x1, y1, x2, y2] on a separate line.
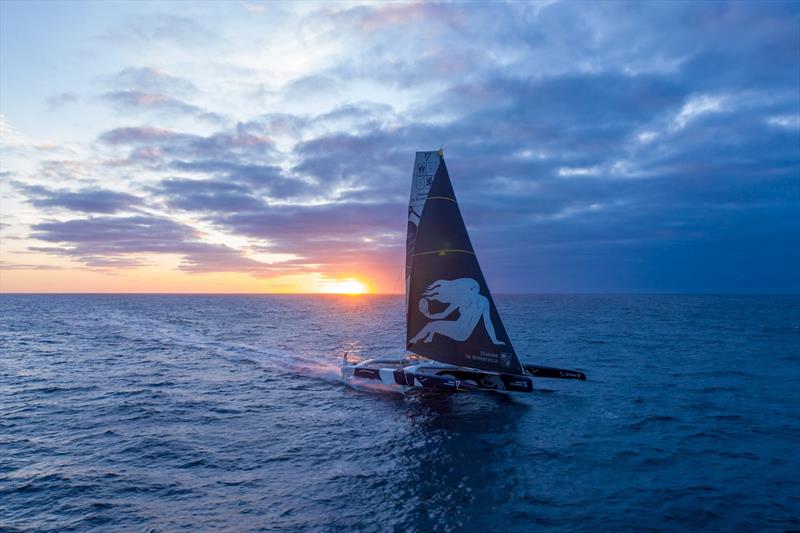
[406, 156, 525, 376]
[405, 151, 440, 310]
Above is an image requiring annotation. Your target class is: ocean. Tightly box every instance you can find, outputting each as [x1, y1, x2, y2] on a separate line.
[1, 294, 798, 532]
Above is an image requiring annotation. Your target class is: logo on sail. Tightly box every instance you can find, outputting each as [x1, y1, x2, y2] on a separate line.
[409, 278, 506, 346]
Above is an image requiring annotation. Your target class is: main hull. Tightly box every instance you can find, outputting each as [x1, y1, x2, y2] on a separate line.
[341, 356, 534, 394]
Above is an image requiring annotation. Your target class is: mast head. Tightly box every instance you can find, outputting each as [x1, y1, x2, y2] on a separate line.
[437, 147, 444, 158]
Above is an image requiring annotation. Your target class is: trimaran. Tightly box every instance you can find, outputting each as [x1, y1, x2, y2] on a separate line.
[342, 150, 586, 393]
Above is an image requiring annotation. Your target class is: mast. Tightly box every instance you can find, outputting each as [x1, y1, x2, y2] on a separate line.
[405, 154, 525, 376]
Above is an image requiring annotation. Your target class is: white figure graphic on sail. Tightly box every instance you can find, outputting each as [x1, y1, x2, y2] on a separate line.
[409, 278, 505, 345]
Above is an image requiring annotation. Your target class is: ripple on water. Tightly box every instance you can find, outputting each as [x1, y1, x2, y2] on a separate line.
[0, 294, 798, 531]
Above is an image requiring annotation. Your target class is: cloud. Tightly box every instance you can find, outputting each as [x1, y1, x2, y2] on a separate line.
[99, 126, 179, 145]
[354, 3, 455, 32]
[156, 178, 265, 212]
[0, 261, 63, 271]
[672, 94, 728, 130]
[43, 32, 800, 287]
[146, 173, 406, 276]
[98, 123, 311, 200]
[99, 124, 275, 158]
[46, 92, 79, 111]
[767, 114, 800, 129]
[97, 124, 288, 188]
[4, 1, 799, 291]
[216, 202, 401, 243]
[113, 67, 197, 94]
[101, 14, 223, 47]
[170, 162, 308, 199]
[28, 214, 294, 274]
[0, 114, 26, 148]
[35, 159, 98, 179]
[254, 113, 311, 139]
[31, 215, 194, 254]
[177, 244, 305, 275]
[102, 90, 225, 123]
[558, 167, 601, 178]
[242, 3, 266, 15]
[14, 183, 143, 214]
[282, 74, 340, 100]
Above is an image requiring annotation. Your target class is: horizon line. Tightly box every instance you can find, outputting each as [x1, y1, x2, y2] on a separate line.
[1, 291, 797, 296]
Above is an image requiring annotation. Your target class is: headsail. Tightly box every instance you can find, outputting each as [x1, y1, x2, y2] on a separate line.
[406, 155, 525, 376]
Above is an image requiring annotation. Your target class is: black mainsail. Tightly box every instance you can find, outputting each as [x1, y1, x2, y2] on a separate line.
[406, 154, 525, 376]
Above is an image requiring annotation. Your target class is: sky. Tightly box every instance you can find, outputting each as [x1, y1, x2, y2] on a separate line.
[0, 0, 798, 294]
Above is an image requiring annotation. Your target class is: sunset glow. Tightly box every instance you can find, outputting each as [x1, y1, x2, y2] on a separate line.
[320, 279, 369, 295]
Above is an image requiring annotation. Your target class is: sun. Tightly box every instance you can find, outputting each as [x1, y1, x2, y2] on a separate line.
[321, 278, 369, 295]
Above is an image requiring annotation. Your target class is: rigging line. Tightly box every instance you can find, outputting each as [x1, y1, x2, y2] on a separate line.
[425, 196, 456, 203]
[390, 263, 404, 296]
[413, 249, 475, 257]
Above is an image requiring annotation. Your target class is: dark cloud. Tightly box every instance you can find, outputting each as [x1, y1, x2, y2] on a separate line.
[169, 162, 307, 199]
[317, 102, 394, 124]
[16, 183, 143, 214]
[200, 201, 405, 280]
[146, 177, 406, 271]
[99, 125, 275, 159]
[291, 130, 409, 197]
[97, 126, 293, 196]
[31, 215, 195, 252]
[98, 123, 311, 201]
[156, 178, 265, 212]
[28, 214, 295, 275]
[99, 126, 179, 145]
[216, 202, 402, 244]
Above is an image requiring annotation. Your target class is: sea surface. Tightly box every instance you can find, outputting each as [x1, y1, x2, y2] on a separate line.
[1, 294, 799, 532]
